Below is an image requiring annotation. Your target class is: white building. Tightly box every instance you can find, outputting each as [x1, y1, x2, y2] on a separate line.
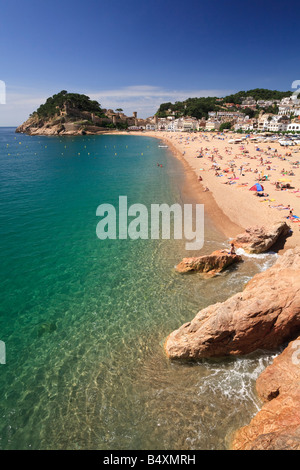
[157, 118, 169, 130]
[145, 124, 157, 131]
[281, 97, 294, 105]
[257, 116, 270, 131]
[278, 106, 292, 116]
[174, 117, 199, 131]
[216, 111, 244, 119]
[257, 99, 276, 108]
[268, 121, 288, 132]
[287, 123, 300, 132]
[166, 121, 178, 132]
[206, 119, 221, 131]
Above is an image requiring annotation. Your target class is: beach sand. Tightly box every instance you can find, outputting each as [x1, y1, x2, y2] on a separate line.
[113, 130, 300, 252]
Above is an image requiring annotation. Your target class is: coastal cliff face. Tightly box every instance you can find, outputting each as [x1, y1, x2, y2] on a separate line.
[165, 247, 300, 360]
[166, 246, 300, 450]
[175, 250, 242, 277]
[15, 113, 106, 136]
[16, 116, 78, 136]
[232, 336, 300, 450]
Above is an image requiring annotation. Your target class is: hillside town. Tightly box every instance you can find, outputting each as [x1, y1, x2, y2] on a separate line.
[135, 95, 300, 134]
[16, 90, 300, 140]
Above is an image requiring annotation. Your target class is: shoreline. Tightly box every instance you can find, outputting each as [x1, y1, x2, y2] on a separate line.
[110, 130, 300, 252]
[149, 132, 244, 239]
[107, 130, 244, 241]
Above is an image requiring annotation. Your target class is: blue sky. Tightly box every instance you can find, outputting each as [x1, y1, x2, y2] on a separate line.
[0, 0, 299, 125]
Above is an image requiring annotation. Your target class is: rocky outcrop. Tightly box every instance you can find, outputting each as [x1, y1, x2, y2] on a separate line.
[232, 221, 290, 253]
[16, 117, 99, 136]
[164, 247, 300, 360]
[15, 89, 141, 136]
[175, 250, 242, 277]
[232, 336, 300, 450]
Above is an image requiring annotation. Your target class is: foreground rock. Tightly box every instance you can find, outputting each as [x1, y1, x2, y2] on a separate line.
[232, 221, 290, 253]
[175, 250, 242, 277]
[232, 336, 300, 450]
[165, 247, 300, 359]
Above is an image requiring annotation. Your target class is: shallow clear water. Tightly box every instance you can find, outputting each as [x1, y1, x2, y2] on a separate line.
[0, 128, 277, 449]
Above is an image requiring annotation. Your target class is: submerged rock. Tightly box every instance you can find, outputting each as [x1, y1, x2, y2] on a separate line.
[232, 221, 290, 253]
[175, 250, 242, 277]
[165, 247, 300, 360]
[232, 336, 300, 450]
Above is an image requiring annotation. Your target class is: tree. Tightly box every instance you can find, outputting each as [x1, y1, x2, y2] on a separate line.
[219, 122, 232, 131]
[241, 107, 256, 118]
[35, 91, 102, 117]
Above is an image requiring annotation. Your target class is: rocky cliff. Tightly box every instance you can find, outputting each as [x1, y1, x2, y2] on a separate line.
[16, 115, 90, 136]
[165, 246, 300, 360]
[232, 336, 300, 450]
[165, 246, 300, 450]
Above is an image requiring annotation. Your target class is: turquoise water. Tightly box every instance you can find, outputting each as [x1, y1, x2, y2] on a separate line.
[0, 128, 276, 449]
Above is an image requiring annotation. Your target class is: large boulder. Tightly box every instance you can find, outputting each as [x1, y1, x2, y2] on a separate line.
[175, 250, 242, 277]
[164, 247, 300, 360]
[231, 336, 300, 450]
[232, 221, 290, 253]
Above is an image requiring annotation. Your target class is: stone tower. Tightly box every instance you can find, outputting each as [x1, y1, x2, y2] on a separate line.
[133, 112, 137, 126]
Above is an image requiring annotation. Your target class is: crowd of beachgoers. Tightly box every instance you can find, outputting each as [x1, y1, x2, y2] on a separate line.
[147, 131, 300, 248]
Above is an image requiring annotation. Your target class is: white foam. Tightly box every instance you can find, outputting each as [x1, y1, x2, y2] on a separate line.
[195, 353, 278, 408]
[236, 248, 278, 260]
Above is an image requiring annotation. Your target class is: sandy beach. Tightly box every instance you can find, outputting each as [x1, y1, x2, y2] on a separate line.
[113, 130, 300, 252]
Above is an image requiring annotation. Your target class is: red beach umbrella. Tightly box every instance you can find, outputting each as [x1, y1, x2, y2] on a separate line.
[250, 183, 264, 192]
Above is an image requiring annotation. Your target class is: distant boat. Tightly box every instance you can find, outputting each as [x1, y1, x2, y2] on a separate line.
[158, 145, 168, 148]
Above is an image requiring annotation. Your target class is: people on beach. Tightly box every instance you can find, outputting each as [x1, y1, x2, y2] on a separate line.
[230, 243, 236, 255]
[149, 130, 300, 243]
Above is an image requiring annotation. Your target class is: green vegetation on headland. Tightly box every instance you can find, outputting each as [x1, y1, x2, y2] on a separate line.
[34, 90, 103, 118]
[220, 88, 292, 104]
[156, 88, 293, 119]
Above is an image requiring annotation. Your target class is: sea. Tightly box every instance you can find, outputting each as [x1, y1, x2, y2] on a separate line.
[0, 128, 278, 450]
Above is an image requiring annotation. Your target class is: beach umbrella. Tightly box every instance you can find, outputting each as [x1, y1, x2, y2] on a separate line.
[250, 183, 264, 191]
